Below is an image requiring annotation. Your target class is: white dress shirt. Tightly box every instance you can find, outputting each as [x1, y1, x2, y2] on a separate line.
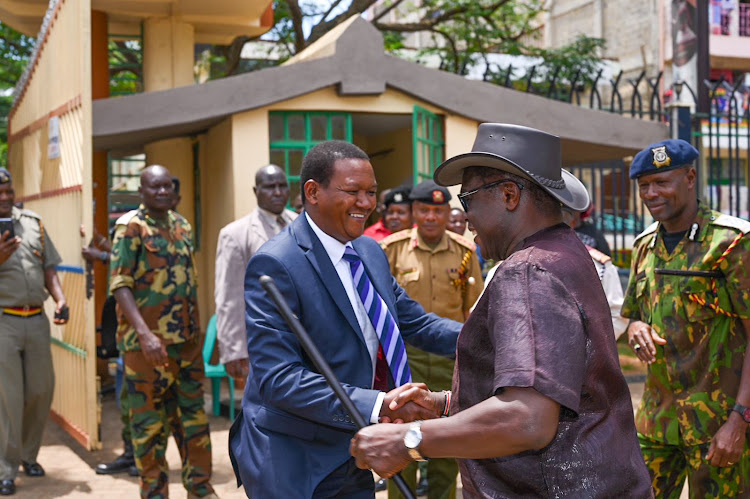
[306, 213, 386, 423]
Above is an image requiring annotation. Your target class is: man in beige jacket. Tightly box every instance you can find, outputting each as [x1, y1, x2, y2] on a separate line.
[214, 165, 297, 379]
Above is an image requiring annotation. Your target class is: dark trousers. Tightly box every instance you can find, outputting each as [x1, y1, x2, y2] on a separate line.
[313, 457, 374, 498]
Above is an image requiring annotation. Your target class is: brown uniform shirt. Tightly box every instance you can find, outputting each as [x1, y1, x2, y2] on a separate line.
[381, 228, 483, 322]
[0, 206, 61, 308]
[452, 224, 651, 498]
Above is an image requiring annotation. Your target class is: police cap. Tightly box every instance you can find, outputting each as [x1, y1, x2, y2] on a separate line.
[409, 180, 451, 205]
[0, 167, 11, 185]
[629, 139, 699, 179]
[384, 185, 412, 208]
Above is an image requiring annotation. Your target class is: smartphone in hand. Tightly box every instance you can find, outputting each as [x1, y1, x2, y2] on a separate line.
[0, 218, 14, 240]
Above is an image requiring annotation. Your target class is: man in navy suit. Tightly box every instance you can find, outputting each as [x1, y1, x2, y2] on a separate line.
[229, 141, 462, 498]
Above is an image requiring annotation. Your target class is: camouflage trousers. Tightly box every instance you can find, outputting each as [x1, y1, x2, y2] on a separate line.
[388, 346, 457, 499]
[638, 433, 750, 498]
[124, 338, 213, 499]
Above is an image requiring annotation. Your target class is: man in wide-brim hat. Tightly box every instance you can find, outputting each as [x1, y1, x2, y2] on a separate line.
[350, 123, 653, 497]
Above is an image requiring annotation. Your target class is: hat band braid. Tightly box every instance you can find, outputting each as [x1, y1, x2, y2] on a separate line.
[529, 173, 565, 190]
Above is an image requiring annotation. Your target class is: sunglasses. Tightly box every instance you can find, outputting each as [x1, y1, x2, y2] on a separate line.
[457, 179, 524, 212]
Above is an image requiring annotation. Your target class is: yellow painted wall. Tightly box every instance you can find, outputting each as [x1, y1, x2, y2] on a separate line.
[196, 117, 233, 321]
[231, 109, 271, 217]
[270, 86, 444, 115]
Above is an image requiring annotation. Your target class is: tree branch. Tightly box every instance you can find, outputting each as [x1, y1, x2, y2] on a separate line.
[373, 0, 511, 33]
[320, 0, 347, 22]
[372, 0, 408, 22]
[285, 0, 307, 54]
[306, 0, 380, 45]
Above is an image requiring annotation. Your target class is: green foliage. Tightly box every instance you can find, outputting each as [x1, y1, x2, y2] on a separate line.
[485, 35, 607, 100]
[0, 22, 35, 166]
[109, 40, 142, 96]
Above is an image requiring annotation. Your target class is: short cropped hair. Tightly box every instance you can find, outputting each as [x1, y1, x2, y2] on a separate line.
[300, 141, 369, 204]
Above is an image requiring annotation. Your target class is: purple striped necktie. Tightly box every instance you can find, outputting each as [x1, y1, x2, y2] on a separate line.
[342, 246, 412, 386]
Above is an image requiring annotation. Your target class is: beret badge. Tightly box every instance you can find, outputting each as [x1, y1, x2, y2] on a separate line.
[431, 190, 445, 204]
[393, 193, 404, 203]
[651, 146, 671, 168]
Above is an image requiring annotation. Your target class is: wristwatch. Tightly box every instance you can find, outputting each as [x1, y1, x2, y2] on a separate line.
[733, 403, 750, 423]
[404, 421, 427, 462]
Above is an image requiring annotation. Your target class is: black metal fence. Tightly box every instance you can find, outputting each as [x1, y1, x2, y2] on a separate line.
[487, 64, 666, 121]
[569, 161, 647, 267]
[692, 78, 750, 219]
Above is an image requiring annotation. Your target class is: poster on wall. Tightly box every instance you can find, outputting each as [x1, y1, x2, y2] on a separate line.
[48, 115, 60, 159]
[672, 0, 698, 105]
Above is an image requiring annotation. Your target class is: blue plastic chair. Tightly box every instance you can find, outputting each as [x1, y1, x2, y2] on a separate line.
[202, 314, 235, 420]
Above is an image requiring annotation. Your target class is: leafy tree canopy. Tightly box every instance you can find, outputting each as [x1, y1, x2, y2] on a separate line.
[0, 22, 35, 166]
[208, 0, 605, 89]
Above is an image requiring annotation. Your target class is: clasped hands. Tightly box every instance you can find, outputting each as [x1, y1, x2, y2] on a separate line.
[350, 383, 445, 478]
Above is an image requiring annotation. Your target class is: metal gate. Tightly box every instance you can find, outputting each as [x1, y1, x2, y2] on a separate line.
[692, 79, 750, 219]
[7, 0, 99, 449]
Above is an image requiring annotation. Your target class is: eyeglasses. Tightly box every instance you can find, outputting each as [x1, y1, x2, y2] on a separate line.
[457, 179, 524, 212]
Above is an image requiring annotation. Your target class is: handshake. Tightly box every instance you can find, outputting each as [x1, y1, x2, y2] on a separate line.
[378, 382, 446, 423]
[351, 383, 449, 479]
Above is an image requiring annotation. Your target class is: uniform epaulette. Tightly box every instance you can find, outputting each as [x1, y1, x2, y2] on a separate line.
[587, 247, 611, 265]
[115, 209, 139, 226]
[446, 230, 476, 252]
[19, 209, 41, 219]
[380, 228, 412, 248]
[633, 221, 658, 244]
[712, 213, 750, 234]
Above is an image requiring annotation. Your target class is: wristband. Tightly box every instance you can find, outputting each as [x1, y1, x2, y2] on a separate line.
[441, 390, 451, 417]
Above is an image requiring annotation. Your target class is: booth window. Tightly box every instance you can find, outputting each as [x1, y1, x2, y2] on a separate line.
[269, 111, 353, 201]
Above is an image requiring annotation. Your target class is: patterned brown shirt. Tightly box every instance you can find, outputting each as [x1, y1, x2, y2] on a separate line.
[452, 224, 652, 498]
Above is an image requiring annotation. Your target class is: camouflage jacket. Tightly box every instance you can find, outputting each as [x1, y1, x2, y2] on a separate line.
[109, 206, 200, 353]
[622, 203, 750, 445]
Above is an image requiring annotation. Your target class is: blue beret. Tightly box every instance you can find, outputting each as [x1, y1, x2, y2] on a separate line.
[410, 180, 451, 205]
[629, 139, 699, 179]
[0, 167, 10, 184]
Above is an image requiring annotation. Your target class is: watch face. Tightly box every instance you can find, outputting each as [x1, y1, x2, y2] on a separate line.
[744, 408, 750, 422]
[404, 429, 421, 448]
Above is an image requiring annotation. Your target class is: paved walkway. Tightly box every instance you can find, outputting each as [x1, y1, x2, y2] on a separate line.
[12, 369, 684, 498]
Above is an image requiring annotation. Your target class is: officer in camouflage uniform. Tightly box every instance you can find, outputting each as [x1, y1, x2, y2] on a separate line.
[381, 180, 483, 499]
[622, 139, 750, 498]
[110, 165, 215, 499]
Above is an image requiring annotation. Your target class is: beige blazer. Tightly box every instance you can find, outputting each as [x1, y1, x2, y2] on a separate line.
[214, 208, 297, 364]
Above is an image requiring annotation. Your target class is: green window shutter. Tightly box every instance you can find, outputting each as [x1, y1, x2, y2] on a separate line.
[269, 111, 353, 204]
[412, 106, 444, 185]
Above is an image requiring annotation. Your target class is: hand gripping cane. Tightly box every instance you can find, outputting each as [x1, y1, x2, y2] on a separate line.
[260, 275, 416, 499]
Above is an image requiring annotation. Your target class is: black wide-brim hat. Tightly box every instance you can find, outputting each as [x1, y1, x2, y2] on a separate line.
[434, 123, 590, 211]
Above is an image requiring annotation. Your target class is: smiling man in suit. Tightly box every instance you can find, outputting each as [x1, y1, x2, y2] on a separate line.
[229, 141, 462, 498]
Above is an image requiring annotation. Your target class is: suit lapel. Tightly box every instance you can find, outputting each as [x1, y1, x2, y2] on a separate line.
[292, 216, 367, 349]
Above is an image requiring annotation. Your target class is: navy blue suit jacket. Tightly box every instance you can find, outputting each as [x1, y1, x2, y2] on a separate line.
[229, 214, 461, 498]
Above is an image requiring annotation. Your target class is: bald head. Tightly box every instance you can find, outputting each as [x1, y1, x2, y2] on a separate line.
[141, 164, 170, 183]
[139, 164, 174, 219]
[255, 164, 285, 185]
[254, 164, 290, 215]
